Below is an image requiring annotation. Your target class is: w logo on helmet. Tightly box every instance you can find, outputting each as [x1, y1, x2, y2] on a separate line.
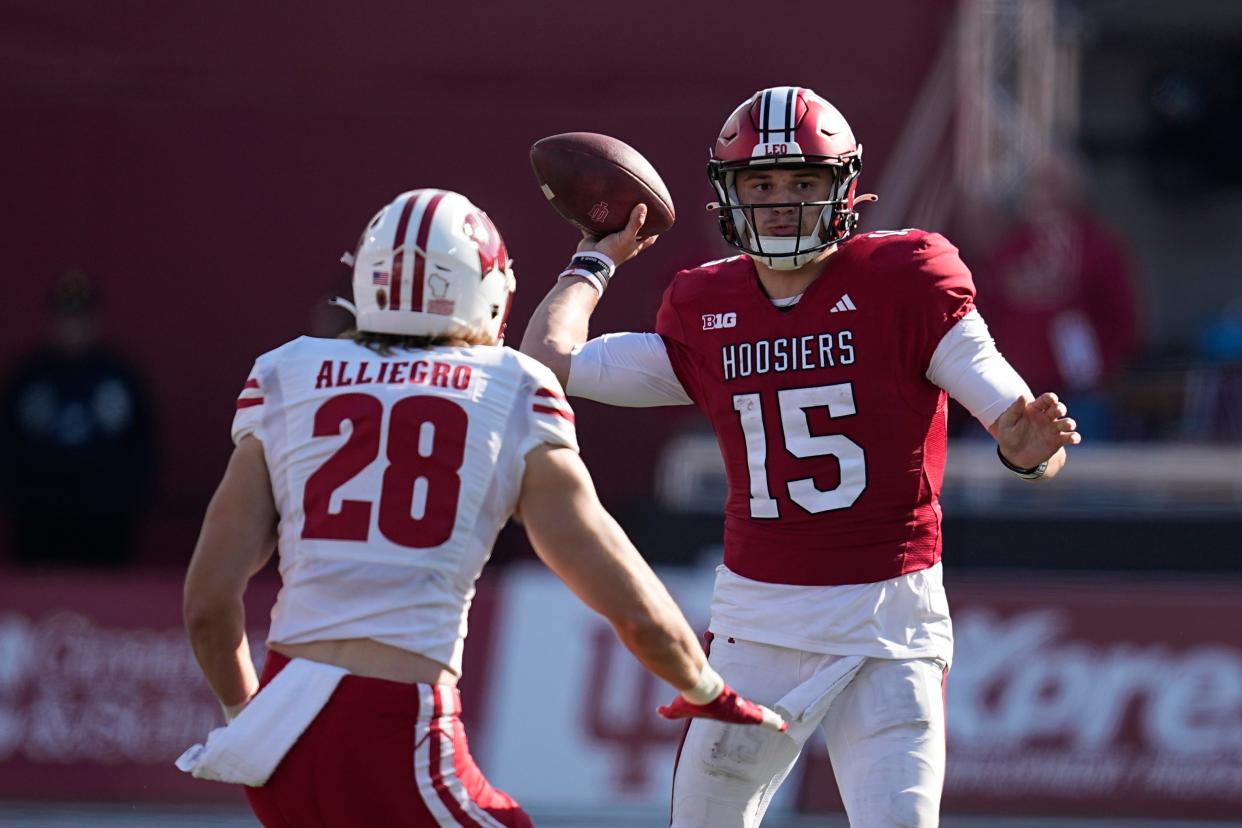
[463, 211, 508, 278]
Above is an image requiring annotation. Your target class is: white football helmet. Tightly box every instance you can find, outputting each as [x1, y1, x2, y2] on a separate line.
[341, 189, 516, 342]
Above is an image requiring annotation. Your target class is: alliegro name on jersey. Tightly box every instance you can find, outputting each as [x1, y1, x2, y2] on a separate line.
[313, 358, 474, 390]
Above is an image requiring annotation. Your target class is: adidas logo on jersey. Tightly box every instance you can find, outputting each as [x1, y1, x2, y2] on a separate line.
[829, 294, 857, 313]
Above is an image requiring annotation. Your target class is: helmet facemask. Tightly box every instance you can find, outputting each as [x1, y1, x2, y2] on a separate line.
[708, 154, 863, 271]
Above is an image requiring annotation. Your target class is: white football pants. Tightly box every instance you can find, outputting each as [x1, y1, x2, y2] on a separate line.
[670, 636, 947, 828]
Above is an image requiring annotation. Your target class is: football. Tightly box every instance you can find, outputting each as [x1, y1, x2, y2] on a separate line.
[530, 132, 675, 239]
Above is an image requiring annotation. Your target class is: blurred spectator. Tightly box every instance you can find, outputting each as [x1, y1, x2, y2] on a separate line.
[0, 270, 155, 566]
[976, 153, 1142, 439]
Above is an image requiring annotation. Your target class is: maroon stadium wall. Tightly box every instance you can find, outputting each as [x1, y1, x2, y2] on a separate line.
[0, 1, 954, 563]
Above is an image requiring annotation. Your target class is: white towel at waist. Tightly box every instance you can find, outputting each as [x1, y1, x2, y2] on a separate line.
[773, 654, 866, 732]
[175, 657, 348, 786]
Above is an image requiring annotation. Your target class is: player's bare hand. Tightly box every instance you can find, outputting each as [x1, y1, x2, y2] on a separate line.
[993, 392, 1081, 470]
[577, 204, 659, 265]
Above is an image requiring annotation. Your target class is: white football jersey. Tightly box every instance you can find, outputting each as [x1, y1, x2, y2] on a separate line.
[231, 336, 577, 674]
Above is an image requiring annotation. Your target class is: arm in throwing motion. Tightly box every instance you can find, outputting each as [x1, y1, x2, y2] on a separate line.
[520, 205, 656, 388]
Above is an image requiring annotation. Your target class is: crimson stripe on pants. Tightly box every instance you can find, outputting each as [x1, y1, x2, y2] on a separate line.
[428, 687, 489, 827]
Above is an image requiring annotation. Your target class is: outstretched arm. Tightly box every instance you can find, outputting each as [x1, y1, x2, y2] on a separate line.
[517, 443, 704, 689]
[517, 444, 785, 732]
[927, 310, 1079, 481]
[520, 204, 657, 387]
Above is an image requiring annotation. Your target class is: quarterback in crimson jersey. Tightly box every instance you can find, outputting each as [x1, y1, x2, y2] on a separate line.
[522, 87, 1079, 827]
[180, 189, 784, 828]
[656, 230, 974, 586]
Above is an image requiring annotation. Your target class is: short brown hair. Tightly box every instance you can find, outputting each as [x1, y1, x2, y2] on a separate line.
[341, 327, 495, 356]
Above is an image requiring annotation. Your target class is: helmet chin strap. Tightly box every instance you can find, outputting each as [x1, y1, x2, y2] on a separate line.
[744, 200, 832, 270]
[327, 296, 358, 316]
[754, 250, 810, 271]
[749, 240, 832, 271]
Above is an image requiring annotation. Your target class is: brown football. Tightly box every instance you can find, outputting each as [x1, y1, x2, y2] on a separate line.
[530, 132, 675, 239]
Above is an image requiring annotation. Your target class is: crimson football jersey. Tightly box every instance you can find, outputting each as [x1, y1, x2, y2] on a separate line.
[656, 229, 975, 586]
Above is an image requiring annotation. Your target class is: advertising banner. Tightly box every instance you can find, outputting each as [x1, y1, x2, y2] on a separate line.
[796, 578, 1242, 820]
[479, 570, 1242, 821]
[0, 571, 275, 802]
[2, 566, 1239, 821]
[477, 566, 715, 808]
[0, 569, 501, 804]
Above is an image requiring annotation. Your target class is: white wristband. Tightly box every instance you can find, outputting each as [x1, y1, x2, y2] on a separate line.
[558, 268, 605, 297]
[682, 663, 725, 705]
[558, 251, 617, 298]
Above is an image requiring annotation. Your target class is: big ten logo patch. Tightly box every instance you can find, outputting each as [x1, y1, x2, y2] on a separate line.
[583, 625, 681, 792]
[702, 312, 738, 331]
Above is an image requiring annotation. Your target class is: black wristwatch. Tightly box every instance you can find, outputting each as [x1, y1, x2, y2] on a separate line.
[996, 445, 1048, 480]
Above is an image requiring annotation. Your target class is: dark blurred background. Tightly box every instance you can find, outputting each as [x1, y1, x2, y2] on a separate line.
[3, 0, 1239, 573]
[0, 0, 954, 568]
[2, 0, 1240, 823]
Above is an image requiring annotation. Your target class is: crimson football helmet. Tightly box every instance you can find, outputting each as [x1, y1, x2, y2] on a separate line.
[339, 189, 516, 342]
[708, 86, 871, 270]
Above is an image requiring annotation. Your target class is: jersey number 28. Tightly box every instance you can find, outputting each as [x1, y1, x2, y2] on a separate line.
[301, 393, 467, 548]
[732, 382, 866, 518]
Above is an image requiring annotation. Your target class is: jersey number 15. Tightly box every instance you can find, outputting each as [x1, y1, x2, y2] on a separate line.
[732, 382, 866, 518]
